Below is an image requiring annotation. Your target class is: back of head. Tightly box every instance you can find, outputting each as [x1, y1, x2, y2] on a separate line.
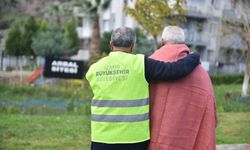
[162, 26, 185, 44]
[111, 27, 136, 48]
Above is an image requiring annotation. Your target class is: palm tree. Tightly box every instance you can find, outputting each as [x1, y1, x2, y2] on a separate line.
[74, 0, 111, 64]
[45, 2, 74, 26]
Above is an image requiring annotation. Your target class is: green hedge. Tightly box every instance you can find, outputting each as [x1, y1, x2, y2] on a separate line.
[210, 74, 243, 85]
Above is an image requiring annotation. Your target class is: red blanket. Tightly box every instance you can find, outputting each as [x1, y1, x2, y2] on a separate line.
[148, 44, 217, 150]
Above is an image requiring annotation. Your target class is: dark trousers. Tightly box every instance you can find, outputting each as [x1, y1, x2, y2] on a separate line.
[91, 140, 149, 150]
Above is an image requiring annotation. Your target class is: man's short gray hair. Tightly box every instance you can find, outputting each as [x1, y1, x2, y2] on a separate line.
[162, 26, 185, 44]
[111, 27, 136, 48]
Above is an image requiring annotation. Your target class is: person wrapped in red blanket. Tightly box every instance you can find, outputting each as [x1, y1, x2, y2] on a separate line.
[148, 26, 217, 150]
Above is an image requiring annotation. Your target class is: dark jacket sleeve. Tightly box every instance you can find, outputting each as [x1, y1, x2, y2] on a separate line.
[144, 53, 200, 82]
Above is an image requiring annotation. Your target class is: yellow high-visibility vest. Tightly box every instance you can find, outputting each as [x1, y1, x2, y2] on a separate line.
[86, 51, 149, 143]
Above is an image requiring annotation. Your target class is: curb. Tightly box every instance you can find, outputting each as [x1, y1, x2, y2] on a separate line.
[216, 144, 250, 150]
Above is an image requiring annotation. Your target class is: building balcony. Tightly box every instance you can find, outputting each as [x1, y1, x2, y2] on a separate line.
[186, 40, 207, 47]
[184, 4, 208, 21]
[186, 10, 208, 21]
[222, 9, 241, 22]
[220, 37, 246, 50]
[185, 33, 208, 47]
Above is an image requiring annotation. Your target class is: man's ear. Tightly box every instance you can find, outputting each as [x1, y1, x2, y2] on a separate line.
[160, 40, 165, 47]
[109, 41, 113, 51]
[130, 43, 135, 53]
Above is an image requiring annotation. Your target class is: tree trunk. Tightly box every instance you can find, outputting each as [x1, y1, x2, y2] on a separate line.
[33, 55, 37, 70]
[0, 51, 3, 71]
[20, 59, 23, 83]
[15, 55, 18, 71]
[242, 34, 250, 96]
[242, 55, 250, 97]
[89, 15, 102, 65]
[153, 35, 158, 50]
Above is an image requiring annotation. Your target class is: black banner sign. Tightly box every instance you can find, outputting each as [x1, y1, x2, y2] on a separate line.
[44, 57, 84, 79]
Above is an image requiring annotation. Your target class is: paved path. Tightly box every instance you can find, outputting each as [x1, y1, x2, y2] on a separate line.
[216, 144, 250, 150]
[0, 71, 32, 77]
[0, 71, 33, 84]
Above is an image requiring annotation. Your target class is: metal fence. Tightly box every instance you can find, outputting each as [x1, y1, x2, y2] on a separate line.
[0, 96, 87, 115]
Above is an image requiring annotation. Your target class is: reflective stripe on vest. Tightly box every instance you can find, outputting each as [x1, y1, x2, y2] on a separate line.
[92, 113, 149, 122]
[92, 98, 149, 107]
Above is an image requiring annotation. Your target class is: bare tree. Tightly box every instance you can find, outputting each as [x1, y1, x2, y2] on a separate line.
[224, 0, 250, 96]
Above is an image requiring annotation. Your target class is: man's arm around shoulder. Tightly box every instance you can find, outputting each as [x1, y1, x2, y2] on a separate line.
[145, 53, 200, 82]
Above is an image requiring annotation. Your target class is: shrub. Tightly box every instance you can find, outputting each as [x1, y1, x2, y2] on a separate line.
[210, 74, 243, 85]
[101, 32, 112, 54]
[6, 106, 22, 114]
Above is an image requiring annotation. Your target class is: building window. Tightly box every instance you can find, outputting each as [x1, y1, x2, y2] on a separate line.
[77, 16, 83, 27]
[79, 39, 84, 49]
[196, 22, 203, 32]
[209, 23, 215, 33]
[232, 0, 237, 8]
[212, 0, 221, 9]
[208, 50, 214, 61]
[211, 0, 214, 5]
[196, 47, 206, 60]
[225, 49, 233, 62]
[103, 19, 110, 32]
[83, 39, 90, 50]
[181, 21, 190, 30]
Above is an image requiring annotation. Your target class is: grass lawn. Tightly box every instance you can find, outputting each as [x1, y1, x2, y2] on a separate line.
[0, 83, 249, 149]
[216, 112, 250, 144]
[0, 112, 249, 150]
[0, 114, 90, 150]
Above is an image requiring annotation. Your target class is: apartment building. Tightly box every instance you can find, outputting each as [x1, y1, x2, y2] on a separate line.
[182, 0, 245, 73]
[75, 0, 246, 73]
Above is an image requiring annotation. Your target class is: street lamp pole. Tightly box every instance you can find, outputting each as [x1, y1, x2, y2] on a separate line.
[0, 51, 3, 71]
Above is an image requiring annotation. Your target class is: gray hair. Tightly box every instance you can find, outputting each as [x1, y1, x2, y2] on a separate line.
[162, 26, 185, 44]
[111, 27, 136, 48]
